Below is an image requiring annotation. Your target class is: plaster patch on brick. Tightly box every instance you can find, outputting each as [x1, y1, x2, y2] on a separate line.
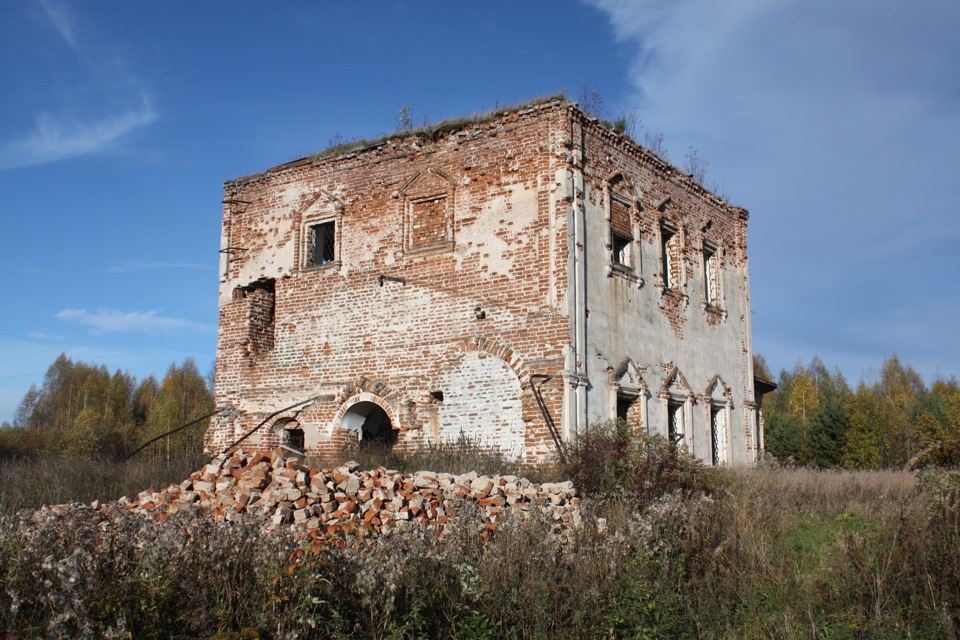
[235, 206, 296, 285]
[435, 351, 525, 457]
[455, 186, 538, 279]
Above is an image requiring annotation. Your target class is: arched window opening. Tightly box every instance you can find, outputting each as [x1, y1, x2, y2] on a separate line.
[274, 418, 305, 454]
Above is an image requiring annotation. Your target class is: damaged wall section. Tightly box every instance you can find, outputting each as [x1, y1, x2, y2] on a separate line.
[205, 97, 762, 467]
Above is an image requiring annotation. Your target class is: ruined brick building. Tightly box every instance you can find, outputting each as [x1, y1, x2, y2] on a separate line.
[205, 97, 764, 466]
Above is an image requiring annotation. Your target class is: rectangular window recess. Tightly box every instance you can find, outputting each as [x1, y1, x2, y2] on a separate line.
[703, 248, 715, 303]
[661, 231, 675, 288]
[668, 400, 684, 444]
[309, 221, 336, 266]
[611, 231, 632, 268]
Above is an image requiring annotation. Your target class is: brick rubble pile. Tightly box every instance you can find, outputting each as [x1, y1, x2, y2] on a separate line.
[100, 448, 582, 540]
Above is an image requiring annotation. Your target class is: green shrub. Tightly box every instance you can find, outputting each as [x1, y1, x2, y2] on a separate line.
[563, 419, 716, 504]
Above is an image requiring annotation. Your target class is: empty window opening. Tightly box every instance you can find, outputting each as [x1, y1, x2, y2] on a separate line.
[284, 427, 305, 452]
[703, 242, 720, 306]
[661, 225, 677, 289]
[703, 246, 714, 303]
[430, 390, 444, 402]
[275, 418, 304, 455]
[616, 392, 643, 430]
[340, 401, 397, 448]
[308, 221, 336, 265]
[667, 400, 684, 445]
[611, 231, 632, 268]
[609, 192, 634, 270]
[236, 278, 275, 354]
[710, 404, 726, 465]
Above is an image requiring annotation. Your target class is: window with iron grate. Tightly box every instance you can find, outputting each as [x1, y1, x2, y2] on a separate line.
[710, 403, 727, 465]
[308, 221, 336, 266]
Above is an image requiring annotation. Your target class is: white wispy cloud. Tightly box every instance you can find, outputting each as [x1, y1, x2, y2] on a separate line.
[0, 97, 157, 171]
[0, 1, 159, 171]
[25, 331, 65, 341]
[106, 260, 214, 273]
[56, 308, 210, 336]
[37, 0, 77, 50]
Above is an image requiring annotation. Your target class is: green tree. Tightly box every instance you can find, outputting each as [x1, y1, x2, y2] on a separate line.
[142, 359, 214, 461]
[842, 383, 883, 469]
[805, 358, 851, 467]
[874, 355, 925, 467]
[4, 354, 210, 460]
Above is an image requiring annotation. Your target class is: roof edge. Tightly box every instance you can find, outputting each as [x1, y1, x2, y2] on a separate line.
[226, 94, 569, 188]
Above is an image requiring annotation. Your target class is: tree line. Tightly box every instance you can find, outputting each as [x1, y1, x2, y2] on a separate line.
[3, 352, 958, 469]
[756, 354, 960, 469]
[1, 354, 214, 461]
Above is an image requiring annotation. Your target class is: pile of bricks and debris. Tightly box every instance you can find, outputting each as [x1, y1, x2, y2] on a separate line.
[30, 449, 583, 542]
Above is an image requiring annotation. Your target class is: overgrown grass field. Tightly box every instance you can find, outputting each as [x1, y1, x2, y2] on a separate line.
[1, 429, 958, 638]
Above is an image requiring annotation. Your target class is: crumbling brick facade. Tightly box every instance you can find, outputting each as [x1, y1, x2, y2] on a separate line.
[206, 98, 762, 466]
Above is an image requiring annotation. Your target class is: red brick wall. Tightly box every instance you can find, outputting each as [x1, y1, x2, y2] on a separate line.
[208, 102, 573, 465]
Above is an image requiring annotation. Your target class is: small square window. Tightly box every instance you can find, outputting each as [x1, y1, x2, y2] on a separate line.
[611, 231, 632, 268]
[308, 221, 336, 266]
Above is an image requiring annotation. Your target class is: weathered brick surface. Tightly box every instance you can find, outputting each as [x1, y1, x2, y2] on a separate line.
[206, 98, 761, 466]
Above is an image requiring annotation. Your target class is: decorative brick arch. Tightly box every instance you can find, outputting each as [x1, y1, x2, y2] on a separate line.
[330, 391, 400, 436]
[704, 375, 733, 402]
[449, 336, 531, 388]
[660, 364, 693, 399]
[604, 170, 641, 201]
[262, 409, 307, 434]
[296, 189, 344, 217]
[336, 376, 399, 404]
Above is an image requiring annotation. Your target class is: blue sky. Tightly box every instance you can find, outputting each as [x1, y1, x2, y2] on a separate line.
[1, 0, 957, 422]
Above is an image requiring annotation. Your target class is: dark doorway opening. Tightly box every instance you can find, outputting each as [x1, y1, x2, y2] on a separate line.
[341, 401, 397, 448]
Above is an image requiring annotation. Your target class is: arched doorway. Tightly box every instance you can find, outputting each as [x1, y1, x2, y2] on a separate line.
[340, 401, 397, 447]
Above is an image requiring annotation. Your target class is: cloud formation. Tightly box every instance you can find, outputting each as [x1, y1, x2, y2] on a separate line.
[0, 1, 157, 171]
[583, 0, 960, 380]
[56, 308, 209, 336]
[0, 98, 157, 171]
[37, 0, 77, 49]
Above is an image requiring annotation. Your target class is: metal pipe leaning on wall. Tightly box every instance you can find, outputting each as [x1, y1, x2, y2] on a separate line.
[221, 395, 321, 455]
[124, 407, 228, 461]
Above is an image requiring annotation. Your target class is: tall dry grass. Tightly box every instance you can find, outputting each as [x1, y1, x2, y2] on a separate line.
[1, 440, 958, 638]
[0, 453, 207, 516]
[732, 465, 916, 518]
